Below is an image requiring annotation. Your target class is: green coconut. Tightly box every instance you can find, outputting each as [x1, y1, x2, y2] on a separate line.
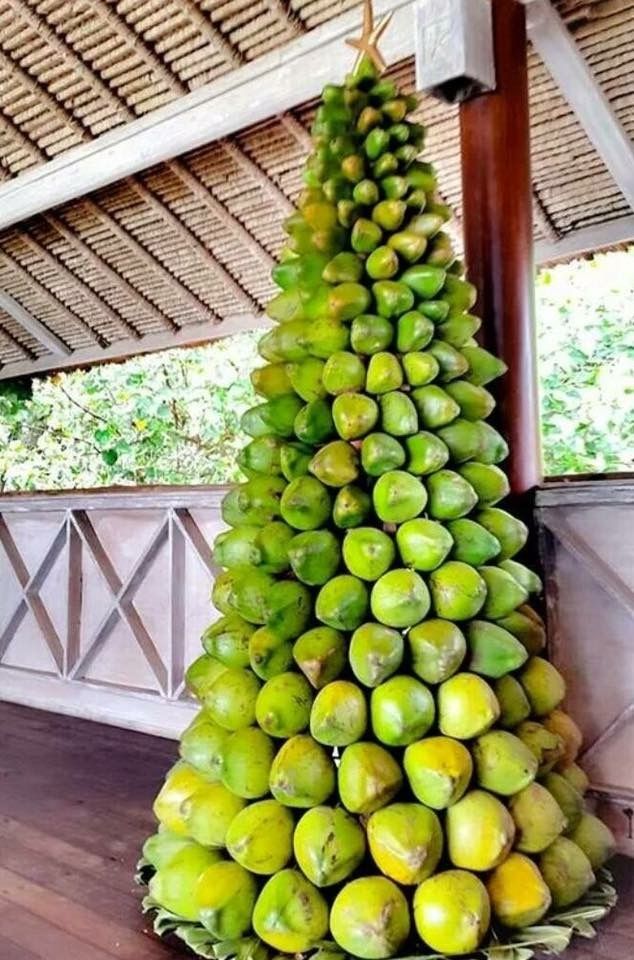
[293, 805, 366, 886]
[349, 622, 404, 687]
[225, 798, 295, 874]
[269, 734, 336, 808]
[310, 679, 368, 745]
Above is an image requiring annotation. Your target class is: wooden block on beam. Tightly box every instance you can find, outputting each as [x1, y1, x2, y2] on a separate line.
[415, 0, 496, 102]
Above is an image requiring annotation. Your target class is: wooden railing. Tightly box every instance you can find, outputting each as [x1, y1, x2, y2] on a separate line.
[0, 486, 228, 737]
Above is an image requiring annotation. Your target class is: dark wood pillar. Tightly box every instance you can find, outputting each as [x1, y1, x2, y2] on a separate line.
[459, 0, 541, 494]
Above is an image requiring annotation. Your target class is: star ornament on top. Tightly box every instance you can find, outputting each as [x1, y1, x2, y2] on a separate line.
[346, 0, 394, 75]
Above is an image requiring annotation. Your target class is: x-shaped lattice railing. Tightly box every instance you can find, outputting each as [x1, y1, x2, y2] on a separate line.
[0, 515, 66, 673]
[0, 504, 217, 699]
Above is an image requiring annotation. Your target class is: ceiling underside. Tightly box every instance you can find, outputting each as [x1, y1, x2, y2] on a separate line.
[0, 0, 632, 376]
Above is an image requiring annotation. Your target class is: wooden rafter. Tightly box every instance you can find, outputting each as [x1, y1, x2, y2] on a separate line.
[265, 0, 304, 35]
[0, 49, 86, 143]
[0, 290, 71, 357]
[0, 317, 36, 361]
[96, 0, 246, 98]
[166, 159, 275, 270]
[108, 0, 298, 237]
[14, 230, 140, 342]
[128, 177, 258, 314]
[221, 138, 294, 216]
[79, 198, 212, 323]
[42, 212, 175, 334]
[279, 112, 313, 151]
[2, 0, 128, 130]
[0, 107, 45, 165]
[86, 0, 189, 96]
[176, 0, 244, 68]
[0, 250, 96, 347]
[532, 188, 561, 242]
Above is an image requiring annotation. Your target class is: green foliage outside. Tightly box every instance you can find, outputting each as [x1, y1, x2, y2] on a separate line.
[535, 246, 633, 475]
[0, 333, 259, 491]
[0, 247, 632, 492]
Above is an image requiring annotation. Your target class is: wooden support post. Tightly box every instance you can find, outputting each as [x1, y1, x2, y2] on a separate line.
[459, 0, 541, 494]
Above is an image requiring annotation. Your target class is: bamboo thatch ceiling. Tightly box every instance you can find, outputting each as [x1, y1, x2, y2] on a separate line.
[0, 0, 632, 377]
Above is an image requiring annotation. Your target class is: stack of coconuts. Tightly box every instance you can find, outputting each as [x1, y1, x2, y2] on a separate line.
[143, 59, 616, 959]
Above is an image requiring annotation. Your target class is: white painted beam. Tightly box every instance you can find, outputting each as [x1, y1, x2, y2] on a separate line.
[535, 215, 634, 264]
[0, 291, 71, 357]
[524, 0, 634, 212]
[0, 314, 269, 381]
[0, 0, 415, 232]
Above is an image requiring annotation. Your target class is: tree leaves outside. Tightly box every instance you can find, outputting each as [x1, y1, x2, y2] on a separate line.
[0, 332, 259, 491]
[536, 246, 634, 476]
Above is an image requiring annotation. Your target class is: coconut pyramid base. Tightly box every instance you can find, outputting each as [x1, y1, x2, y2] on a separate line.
[138, 4, 618, 958]
[137, 862, 617, 960]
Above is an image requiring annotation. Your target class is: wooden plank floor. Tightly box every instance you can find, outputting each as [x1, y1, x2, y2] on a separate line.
[0, 701, 631, 959]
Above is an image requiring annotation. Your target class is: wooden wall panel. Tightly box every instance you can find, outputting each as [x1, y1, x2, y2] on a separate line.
[536, 479, 634, 856]
[0, 487, 227, 737]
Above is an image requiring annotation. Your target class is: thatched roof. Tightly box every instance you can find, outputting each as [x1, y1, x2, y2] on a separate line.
[0, 0, 632, 377]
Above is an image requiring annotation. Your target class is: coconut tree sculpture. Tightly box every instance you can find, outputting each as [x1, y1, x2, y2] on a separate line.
[140, 4, 617, 957]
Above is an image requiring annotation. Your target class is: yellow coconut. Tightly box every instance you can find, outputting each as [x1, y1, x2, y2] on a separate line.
[568, 813, 616, 870]
[310, 679, 368, 745]
[438, 672, 500, 739]
[180, 781, 246, 848]
[487, 853, 552, 928]
[519, 657, 565, 716]
[338, 741, 403, 815]
[472, 730, 538, 796]
[148, 843, 221, 921]
[153, 762, 208, 836]
[269, 734, 336, 807]
[508, 782, 567, 853]
[558, 762, 590, 795]
[542, 771, 584, 834]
